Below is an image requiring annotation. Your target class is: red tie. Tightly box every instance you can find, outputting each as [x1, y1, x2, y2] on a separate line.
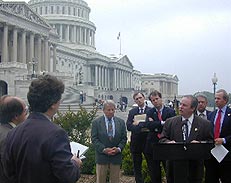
[157, 110, 162, 139]
[214, 110, 222, 139]
[157, 110, 162, 121]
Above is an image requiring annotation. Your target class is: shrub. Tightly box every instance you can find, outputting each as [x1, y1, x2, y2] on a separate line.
[121, 143, 134, 175]
[53, 105, 98, 174]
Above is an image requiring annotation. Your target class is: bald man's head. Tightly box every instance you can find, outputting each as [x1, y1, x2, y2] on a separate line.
[0, 95, 27, 125]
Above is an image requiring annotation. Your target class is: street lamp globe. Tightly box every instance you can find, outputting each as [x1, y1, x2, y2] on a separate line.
[212, 73, 218, 110]
[212, 73, 218, 85]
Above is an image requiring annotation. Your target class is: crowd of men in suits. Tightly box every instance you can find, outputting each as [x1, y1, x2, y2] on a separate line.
[1, 74, 231, 183]
[125, 90, 231, 183]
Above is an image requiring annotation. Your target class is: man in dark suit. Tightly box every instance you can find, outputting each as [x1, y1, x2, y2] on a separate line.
[160, 95, 213, 183]
[91, 100, 127, 183]
[126, 92, 152, 183]
[145, 90, 176, 183]
[205, 89, 231, 183]
[3, 75, 82, 183]
[0, 95, 28, 183]
[195, 93, 211, 119]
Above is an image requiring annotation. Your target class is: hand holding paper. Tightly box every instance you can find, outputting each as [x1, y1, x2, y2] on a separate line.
[70, 142, 89, 160]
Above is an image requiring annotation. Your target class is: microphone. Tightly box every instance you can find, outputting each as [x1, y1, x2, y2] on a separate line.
[181, 120, 188, 150]
[182, 123, 187, 142]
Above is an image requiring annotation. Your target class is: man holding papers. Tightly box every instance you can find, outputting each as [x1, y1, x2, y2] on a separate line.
[205, 89, 231, 183]
[91, 100, 127, 183]
[126, 92, 152, 183]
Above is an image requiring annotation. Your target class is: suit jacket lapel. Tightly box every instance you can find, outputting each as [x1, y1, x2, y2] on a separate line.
[99, 116, 107, 135]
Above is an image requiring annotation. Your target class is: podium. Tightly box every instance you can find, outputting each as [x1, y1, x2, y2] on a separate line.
[152, 142, 214, 160]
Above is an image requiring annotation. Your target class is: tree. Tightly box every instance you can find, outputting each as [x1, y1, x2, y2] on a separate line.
[53, 105, 97, 145]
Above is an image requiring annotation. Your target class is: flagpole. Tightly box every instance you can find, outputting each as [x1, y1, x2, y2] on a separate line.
[119, 35, 121, 55]
[117, 32, 122, 55]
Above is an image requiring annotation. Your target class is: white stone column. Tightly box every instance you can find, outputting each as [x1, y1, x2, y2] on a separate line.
[21, 31, 26, 64]
[99, 66, 102, 87]
[59, 24, 63, 41]
[108, 68, 110, 89]
[44, 38, 49, 71]
[66, 25, 70, 42]
[37, 36, 42, 73]
[53, 45, 57, 72]
[104, 67, 107, 88]
[2, 24, 8, 63]
[29, 33, 35, 63]
[93, 31, 95, 47]
[129, 73, 132, 88]
[88, 65, 91, 85]
[73, 25, 77, 43]
[87, 28, 90, 45]
[95, 65, 98, 86]
[114, 68, 117, 90]
[12, 28, 18, 62]
[83, 28, 86, 45]
[79, 27, 82, 44]
[76, 26, 79, 43]
[48, 43, 51, 72]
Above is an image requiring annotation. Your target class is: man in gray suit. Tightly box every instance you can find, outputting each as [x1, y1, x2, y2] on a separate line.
[160, 95, 213, 183]
[91, 100, 127, 183]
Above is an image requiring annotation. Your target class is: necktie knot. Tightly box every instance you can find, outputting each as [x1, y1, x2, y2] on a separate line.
[140, 108, 144, 114]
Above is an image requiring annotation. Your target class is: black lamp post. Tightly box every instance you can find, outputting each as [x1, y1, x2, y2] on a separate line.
[212, 73, 218, 111]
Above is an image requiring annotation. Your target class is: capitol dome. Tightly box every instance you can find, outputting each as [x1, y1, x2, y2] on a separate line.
[28, 0, 96, 51]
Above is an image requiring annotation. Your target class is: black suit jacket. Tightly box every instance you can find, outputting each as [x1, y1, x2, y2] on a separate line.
[145, 106, 176, 154]
[0, 123, 14, 183]
[126, 106, 151, 153]
[208, 107, 231, 161]
[3, 112, 80, 183]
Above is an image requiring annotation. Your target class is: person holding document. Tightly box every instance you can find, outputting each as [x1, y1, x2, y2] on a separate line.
[160, 95, 213, 183]
[205, 89, 231, 183]
[126, 92, 151, 183]
[3, 75, 82, 183]
[91, 100, 127, 183]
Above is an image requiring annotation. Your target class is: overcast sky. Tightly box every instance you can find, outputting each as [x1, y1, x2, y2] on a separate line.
[85, 0, 231, 95]
[7, 0, 231, 95]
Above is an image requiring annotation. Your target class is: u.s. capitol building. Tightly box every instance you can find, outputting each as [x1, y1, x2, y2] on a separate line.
[0, 0, 178, 106]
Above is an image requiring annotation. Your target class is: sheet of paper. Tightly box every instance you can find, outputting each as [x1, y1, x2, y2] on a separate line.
[70, 141, 89, 157]
[134, 114, 146, 124]
[211, 144, 229, 163]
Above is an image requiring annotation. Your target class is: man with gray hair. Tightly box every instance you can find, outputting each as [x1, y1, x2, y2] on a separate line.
[205, 89, 231, 183]
[91, 100, 127, 183]
[195, 93, 211, 119]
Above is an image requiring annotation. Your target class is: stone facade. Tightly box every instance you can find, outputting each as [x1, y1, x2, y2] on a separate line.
[0, 0, 178, 106]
